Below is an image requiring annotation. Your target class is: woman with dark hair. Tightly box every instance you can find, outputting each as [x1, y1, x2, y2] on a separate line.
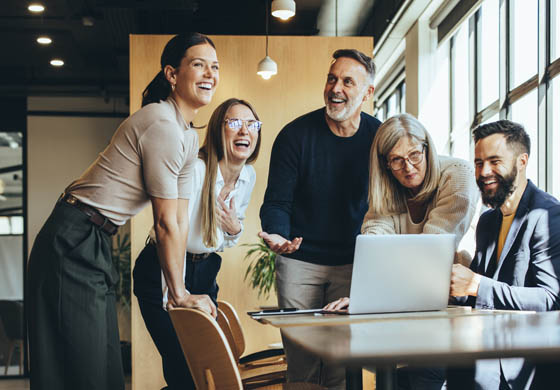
[26, 32, 219, 390]
[133, 98, 262, 389]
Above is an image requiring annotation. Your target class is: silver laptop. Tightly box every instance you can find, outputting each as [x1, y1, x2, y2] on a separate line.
[347, 234, 455, 314]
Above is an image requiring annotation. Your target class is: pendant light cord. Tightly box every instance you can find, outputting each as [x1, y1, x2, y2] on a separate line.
[265, 0, 270, 56]
[335, 0, 338, 36]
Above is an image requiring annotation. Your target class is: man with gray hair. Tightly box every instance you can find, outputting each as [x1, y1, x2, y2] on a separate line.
[259, 49, 380, 388]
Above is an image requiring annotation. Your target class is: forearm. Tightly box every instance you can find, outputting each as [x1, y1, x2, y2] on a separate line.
[475, 277, 559, 311]
[154, 220, 189, 300]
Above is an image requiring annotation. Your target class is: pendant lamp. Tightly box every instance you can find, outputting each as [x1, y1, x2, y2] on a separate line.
[271, 0, 296, 21]
[257, 1, 278, 80]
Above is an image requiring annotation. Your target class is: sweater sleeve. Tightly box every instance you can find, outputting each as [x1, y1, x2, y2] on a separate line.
[259, 128, 300, 239]
[423, 159, 479, 249]
[361, 206, 398, 234]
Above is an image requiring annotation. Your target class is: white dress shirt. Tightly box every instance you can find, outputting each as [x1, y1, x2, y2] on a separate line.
[158, 158, 256, 307]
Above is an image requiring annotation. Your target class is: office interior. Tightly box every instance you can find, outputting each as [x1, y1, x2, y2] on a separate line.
[0, 0, 559, 388]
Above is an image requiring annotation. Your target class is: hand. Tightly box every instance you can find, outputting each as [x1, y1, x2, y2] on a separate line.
[258, 231, 302, 254]
[168, 292, 217, 318]
[323, 297, 350, 312]
[217, 197, 241, 235]
[450, 264, 481, 297]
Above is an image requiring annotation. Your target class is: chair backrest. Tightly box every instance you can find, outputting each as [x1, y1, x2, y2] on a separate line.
[169, 308, 243, 390]
[216, 308, 240, 359]
[0, 300, 23, 339]
[217, 300, 245, 357]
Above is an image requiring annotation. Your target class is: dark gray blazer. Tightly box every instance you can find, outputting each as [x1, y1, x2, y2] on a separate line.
[466, 180, 560, 389]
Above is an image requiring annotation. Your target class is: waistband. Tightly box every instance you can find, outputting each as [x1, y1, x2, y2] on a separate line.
[59, 193, 118, 236]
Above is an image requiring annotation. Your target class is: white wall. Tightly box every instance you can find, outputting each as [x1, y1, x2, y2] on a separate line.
[27, 111, 122, 252]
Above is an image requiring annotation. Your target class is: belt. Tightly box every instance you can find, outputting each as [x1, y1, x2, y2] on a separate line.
[60, 193, 118, 236]
[146, 239, 211, 263]
[187, 252, 211, 262]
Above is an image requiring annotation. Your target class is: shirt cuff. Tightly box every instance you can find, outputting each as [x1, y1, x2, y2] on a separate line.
[473, 275, 495, 310]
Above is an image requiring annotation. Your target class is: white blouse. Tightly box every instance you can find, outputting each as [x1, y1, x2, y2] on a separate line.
[158, 157, 256, 307]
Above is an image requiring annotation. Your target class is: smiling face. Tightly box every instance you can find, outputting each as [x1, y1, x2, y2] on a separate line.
[170, 43, 219, 110]
[387, 136, 427, 194]
[323, 57, 372, 122]
[475, 133, 523, 208]
[223, 104, 259, 164]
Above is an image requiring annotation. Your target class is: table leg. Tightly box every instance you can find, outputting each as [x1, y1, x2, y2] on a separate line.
[375, 367, 397, 390]
[345, 367, 363, 390]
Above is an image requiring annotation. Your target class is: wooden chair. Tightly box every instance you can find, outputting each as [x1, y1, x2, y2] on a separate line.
[218, 300, 285, 368]
[169, 308, 323, 390]
[216, 308, 286, 388]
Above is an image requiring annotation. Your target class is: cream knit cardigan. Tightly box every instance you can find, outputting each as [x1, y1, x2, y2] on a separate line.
[361, 156, 480, 265]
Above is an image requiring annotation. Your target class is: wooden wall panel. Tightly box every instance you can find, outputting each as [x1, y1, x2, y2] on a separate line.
[130, 35, 373, 389]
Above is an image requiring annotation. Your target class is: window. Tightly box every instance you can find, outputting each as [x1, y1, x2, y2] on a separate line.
[440, 0, 559, 192]
[510, 89, 538, 182]
[375, 79, 406, 123]
[553, 77, 560, 197]
[552, 0, 559, 62]
[450, 24, 470, 159]
[509, 0, 538, 88]
[478, 0, 499, 110]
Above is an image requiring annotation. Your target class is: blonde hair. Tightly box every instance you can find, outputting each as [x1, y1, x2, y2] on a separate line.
[198, 98, 261, 248]
[368, 113, 440, 216]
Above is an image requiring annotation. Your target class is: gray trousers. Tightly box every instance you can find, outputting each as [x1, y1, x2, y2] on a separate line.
[27, 201, 124, 390]
[276, 255, 352, 390]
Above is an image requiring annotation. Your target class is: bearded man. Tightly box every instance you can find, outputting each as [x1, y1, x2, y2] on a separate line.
[449, 120, 560, 389]
[259, 49, 380, 389]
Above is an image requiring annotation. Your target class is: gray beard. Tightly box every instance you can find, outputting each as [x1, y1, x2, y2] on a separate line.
[325, 89, 366, 122]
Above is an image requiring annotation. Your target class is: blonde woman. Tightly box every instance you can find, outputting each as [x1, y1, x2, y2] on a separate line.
[325, 113, 479, 389]
[133, 98, 261, 390]
[326, 113, 479, 311]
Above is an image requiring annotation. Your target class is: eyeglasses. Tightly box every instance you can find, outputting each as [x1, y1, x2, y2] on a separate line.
[224, 118, 262, 133]
[386, 144, 426, 171]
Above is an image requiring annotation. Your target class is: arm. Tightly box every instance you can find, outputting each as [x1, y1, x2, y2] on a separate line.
[151, 197, 189, 305]
[452, 207, 560, 311]
[360, 206, 397, 235]
[422, 160, 479, 245]
[259, 128, 302, 253]
[151, 197, 216, 317]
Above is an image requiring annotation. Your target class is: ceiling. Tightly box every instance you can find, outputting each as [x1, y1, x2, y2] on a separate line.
[0, 0, 402, 99]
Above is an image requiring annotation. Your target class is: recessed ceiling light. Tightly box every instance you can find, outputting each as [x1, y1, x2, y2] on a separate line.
[50, 59, 64, 67]
[28, 4, 45, 13]
[37, 36, 52, 45]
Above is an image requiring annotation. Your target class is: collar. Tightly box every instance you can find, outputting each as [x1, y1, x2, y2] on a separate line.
[166, 96, 191, 131]
[216, 164, 250, 187]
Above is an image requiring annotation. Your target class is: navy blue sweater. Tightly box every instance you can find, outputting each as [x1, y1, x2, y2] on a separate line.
[260, 108, 381, 265]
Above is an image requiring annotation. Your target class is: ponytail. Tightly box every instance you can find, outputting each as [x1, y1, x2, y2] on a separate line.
[140, 33, 216, 108]
[141, 70, 171, 107]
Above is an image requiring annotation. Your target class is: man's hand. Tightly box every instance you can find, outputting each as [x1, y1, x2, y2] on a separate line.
[217, 197, 241, 235]
[168, 293, 217, 318]
[323, 297, 350, 312]
[258, 231, 302, 254]
[450, 264, 482, 297]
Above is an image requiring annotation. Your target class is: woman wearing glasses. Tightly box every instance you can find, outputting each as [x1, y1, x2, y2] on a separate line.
[324, 113, 478, 389]
[133, 97, 261, 390]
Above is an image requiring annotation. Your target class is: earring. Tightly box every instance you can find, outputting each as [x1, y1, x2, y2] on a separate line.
[171, 84, 176, 92]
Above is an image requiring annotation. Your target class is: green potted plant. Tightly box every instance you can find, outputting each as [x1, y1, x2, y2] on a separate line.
[243, 238, 277, 299]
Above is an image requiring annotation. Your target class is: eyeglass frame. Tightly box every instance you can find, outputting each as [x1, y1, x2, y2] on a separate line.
[385, 144, 427, 171]
[224, 118, 262, 133]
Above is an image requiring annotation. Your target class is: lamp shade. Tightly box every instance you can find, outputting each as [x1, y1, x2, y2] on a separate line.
[257, 56, 278, 80]
[271, 0, 296, 20]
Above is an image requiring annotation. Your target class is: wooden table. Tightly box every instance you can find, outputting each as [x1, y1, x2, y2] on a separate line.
[251, 308, 560, 389]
